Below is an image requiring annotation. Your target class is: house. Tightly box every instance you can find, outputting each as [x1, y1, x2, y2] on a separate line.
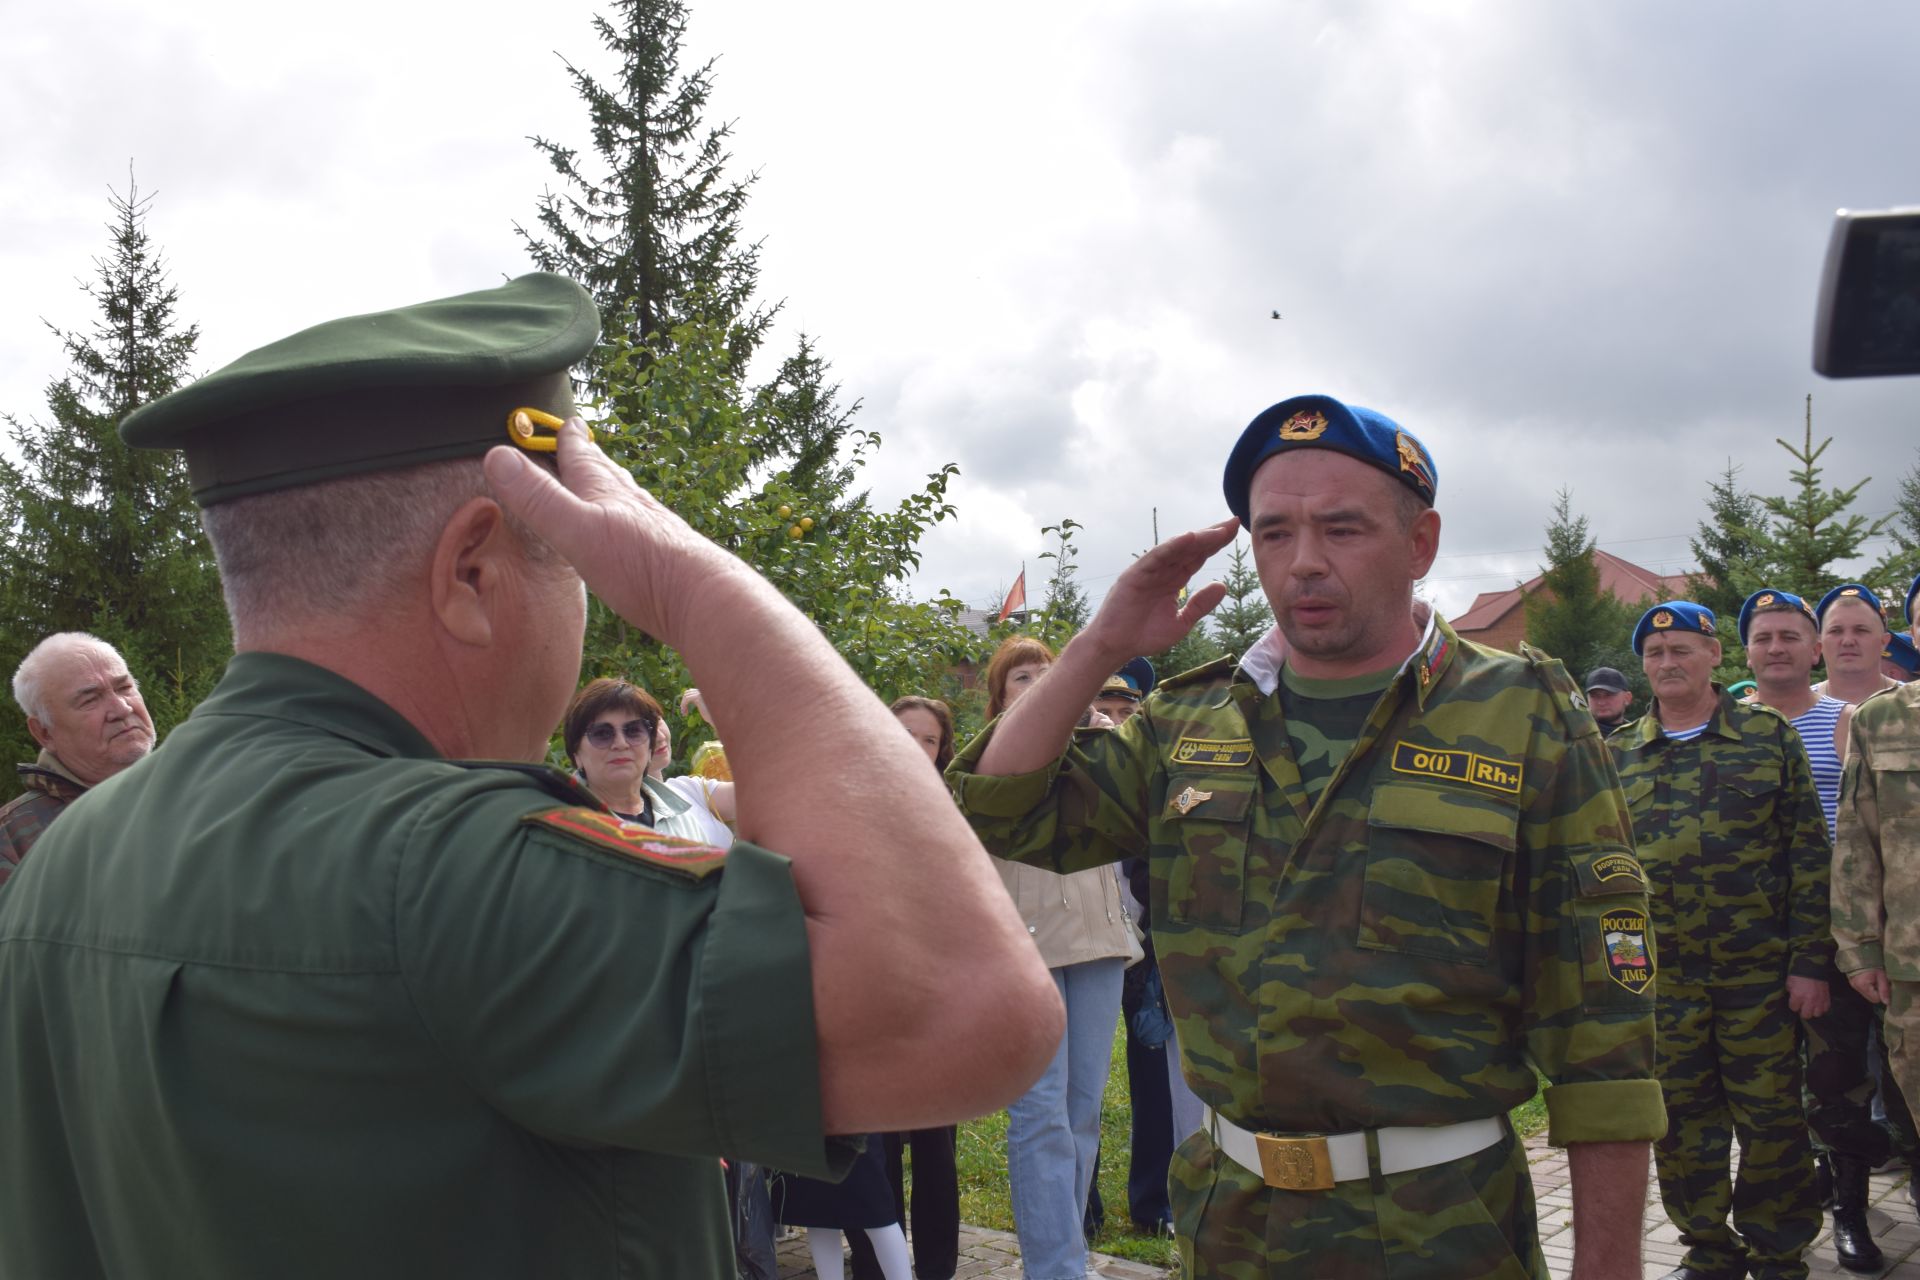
[1449, 549, 1693, 653]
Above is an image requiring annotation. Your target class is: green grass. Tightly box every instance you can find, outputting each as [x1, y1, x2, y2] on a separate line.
[954, 1027, 1551, 1270]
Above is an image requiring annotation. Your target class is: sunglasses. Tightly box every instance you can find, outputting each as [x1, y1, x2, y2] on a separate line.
[585, 718, 653, 750]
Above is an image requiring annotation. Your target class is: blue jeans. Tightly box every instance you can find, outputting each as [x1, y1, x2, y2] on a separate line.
[1006, 957, 1126, 1280]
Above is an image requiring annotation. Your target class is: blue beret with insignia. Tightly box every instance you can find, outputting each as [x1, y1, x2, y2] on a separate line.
[1221, 393, 1437, 525]
[1814, 582, 1887, 628]
[1886, 631, 1919, 677]
[1736, 588, 1817, 646]
[1116, 656, 1156, 699]
[1907, 571, 1920, 628]
[1633, 600, 1718, 656]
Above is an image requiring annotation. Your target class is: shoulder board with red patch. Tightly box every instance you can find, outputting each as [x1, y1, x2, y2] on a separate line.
[522, 806, 728, 881]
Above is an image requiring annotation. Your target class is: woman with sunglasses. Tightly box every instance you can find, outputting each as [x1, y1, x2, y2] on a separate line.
[561, 678, 727, 844]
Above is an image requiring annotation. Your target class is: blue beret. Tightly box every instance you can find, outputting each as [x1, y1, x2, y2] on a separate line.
[1815, 583, 1887, 627]
[1117, 656, 1156, 699]
[1886, 631, 1919, 677]
[1633, 601, 1719, 656]
[1907, 572, 1920, 627]
[1221, 394, 1436, 525]
[1736, 588, 1817, 646]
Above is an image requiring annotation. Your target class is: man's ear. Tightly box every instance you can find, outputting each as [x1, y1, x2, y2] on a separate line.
[430, 497, 516, 647]
[1409, 506, 1442, 579]
[25, 716, 52, 750]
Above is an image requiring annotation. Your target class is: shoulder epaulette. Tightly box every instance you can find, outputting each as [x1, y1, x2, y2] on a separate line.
[447, 759, 600, 807]
[1158, 654, 1238, 693]
[1858, 684, 1902, 710]
[1517, 643, 1601, 740]
[522, 807, 728, 881]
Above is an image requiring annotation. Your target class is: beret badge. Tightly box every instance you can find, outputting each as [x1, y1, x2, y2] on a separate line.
[1395, 431, 1435, 493]
[1652, 610, 1674, 630]
[1756, 593, 1775, 607]
[1277, 410, 1328, 441]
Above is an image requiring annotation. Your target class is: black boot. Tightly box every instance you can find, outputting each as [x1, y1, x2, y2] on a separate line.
[1814, 1150, 1834, 1209]
[1832, 1153, 1885, 1273]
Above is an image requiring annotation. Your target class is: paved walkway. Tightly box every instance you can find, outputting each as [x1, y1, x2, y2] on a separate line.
[775, 1133, 1920, 1278]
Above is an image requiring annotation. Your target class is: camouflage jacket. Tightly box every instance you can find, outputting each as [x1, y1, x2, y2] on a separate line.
[950, 615, 1664, 1146]
[1609, 689, 1834, 988]
[0, 753, 88, 887]
[1832, 680, 1920, 979]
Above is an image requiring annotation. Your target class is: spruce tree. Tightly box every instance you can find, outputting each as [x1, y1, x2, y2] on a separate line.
[1210, 537, 1275, 658]
[1523, 490, 1636, 677]
[0, 175, 230, 795]
[1687, 461, 1771, 622]
[1743, 394, 1889, 602]
[1869, 448, 1920, 622]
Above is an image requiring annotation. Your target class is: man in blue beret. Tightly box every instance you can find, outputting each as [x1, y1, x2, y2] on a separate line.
[1740, 588, 1911, 1268]
[1884, 632, 1918, 682]
[1817, 584, 1896, 707]
[0, 274, 1063, 1279]
[950, 393, 1661, 1277]
[1611, 601, 1834, 1280]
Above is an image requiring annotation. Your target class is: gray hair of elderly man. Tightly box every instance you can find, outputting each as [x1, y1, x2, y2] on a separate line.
[11, 632, 126, 722]
[198, 457, 557, 641]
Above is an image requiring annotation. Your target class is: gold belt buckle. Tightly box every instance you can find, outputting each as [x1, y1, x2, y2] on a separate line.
[1255, 1133, 1335, 1191]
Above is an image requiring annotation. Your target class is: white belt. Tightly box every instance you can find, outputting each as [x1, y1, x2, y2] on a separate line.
[1204, 1106, 1505, 1191]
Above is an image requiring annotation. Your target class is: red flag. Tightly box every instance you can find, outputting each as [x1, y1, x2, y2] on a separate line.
[996, 570, 1027, 622]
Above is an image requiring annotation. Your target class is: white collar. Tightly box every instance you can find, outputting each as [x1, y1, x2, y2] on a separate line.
[1235, 601, 1436, 696]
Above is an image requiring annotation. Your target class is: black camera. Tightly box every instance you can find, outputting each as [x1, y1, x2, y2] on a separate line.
[1814, 206, 1920, 378]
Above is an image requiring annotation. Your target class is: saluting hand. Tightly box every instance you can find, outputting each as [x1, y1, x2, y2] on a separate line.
[484, 419, 734, 650]
[1083, 518, 1239, 665]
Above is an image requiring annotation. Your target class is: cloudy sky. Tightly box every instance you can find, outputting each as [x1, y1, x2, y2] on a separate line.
[5, 0, 1917, 629]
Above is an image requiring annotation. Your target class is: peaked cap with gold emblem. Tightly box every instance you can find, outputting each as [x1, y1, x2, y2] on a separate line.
[120, 272, 599, 506]
[1632, 600, 1718, 655]
[1221, 393, 1437, 525]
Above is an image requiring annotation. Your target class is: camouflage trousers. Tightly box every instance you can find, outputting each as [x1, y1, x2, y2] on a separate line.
[1804, 969, 1917, 1163]
[1883, 981, 1920, 1139]
[1171, 1117, 1541, 1278]
[1655, 981, 1818, 1280]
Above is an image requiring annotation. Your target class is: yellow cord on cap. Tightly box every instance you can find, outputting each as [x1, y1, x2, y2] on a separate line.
[507, 407, 591, 452]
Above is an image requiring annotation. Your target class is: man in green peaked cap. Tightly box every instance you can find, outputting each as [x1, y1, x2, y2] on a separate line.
[0, 273, 1063, 1279]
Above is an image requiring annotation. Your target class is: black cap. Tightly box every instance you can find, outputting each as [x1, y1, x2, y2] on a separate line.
[1584, 667, 1630, 694]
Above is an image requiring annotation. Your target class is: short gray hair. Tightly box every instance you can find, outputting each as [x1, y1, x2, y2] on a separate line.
[12, 632, 121, 721]
[200, 458, 558, 634]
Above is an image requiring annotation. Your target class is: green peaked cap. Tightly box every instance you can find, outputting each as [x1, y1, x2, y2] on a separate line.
[121, 272, 599, 506]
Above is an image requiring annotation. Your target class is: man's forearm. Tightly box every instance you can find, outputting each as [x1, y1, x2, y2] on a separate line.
[975, 629, 1129, 777]
[1567, 1140, 1648, 1280]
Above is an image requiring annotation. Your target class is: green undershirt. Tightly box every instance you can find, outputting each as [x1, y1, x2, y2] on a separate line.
[1278, 661, 1402, 803]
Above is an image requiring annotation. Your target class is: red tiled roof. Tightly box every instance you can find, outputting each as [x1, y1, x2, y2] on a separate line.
[1449, 550, 1693, 636]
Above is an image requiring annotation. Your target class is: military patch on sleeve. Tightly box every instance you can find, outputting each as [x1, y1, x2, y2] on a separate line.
[1601, 909, 1654, 993]
[1389, 742, 1523, 795]
[1591, 852, 1647, 889]
[523, 807, 728, 881]
[1170, 737, 1254, 767]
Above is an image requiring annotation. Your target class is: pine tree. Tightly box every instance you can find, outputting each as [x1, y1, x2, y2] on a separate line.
[1210, 537, 1274, 658]
[1686, 461, 1771, 622]
[520, 1, 973, 760]
[1743, 394, 1890, 601]
[0, 174, 230, 796]
[518, 0, 767, 380]
[1523, 490, 1636, 676]
[1868, 448, 1920, 623]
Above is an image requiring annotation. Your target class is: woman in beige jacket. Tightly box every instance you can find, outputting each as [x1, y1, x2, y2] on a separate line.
[982, 637, 1141, 1280]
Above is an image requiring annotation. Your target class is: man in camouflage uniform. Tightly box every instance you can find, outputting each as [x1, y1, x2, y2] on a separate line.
[951, 394, 1663, 1279]
[1611, 600, 1833, 1280]
[1834, 574, 1920, 1141]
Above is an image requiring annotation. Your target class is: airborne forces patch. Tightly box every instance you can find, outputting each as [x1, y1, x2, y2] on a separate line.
[1170, 737, 1254, 767]
[1601, 909, 1654, 993]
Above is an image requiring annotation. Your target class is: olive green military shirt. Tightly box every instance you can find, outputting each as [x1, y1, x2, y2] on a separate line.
[1833, 680, 1920, 979]
[0, 653, 849, 1279]
[951, 618, 1664, 1147]
[1610, 689, 1834, 989]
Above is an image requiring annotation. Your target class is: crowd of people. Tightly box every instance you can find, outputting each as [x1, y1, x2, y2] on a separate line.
[5, 270, 1920, 1280]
